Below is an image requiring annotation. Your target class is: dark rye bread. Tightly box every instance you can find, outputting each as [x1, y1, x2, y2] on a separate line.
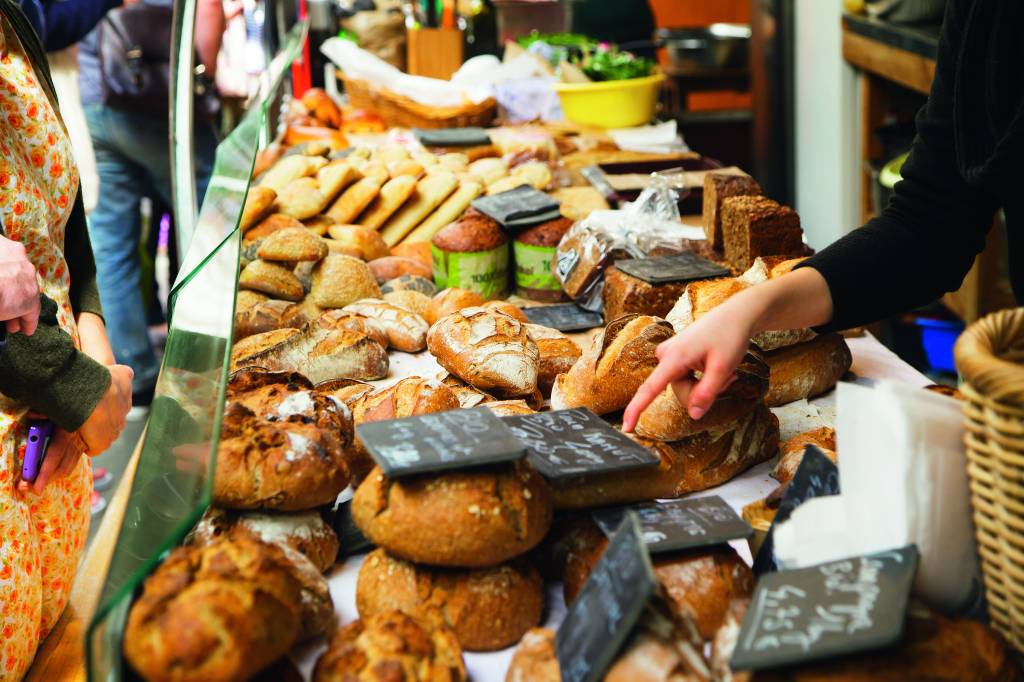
[351, 461, 553, 567]
[432, 213, 506, 253]
[721, 195, 803, 271]
[601, 265, 690, 323]
[702, 173, 762, 248]
[356, 549, 544, 652]
[515, 217, 573, 302]
[517, 216, 573, 247]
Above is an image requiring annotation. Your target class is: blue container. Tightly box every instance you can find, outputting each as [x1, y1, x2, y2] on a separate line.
[914, 317, 964, 374]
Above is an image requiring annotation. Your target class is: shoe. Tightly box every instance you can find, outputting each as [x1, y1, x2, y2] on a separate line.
[91, 490, 107, 516]
[92, 466, 113, 492]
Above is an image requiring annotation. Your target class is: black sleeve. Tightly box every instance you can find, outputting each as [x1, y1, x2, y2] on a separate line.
[64, 189, 104, 319]
[797, 0, 1000, 332]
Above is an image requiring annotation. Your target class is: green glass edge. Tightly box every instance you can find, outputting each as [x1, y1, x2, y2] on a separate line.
[84, 21, 309, 682]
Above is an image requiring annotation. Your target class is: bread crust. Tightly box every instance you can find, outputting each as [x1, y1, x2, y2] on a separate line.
[352, 462, 553, 567]
[602, 266, 690, 323]
[772, 426, 837, 483]
[764, 333, 852, 406]
[427, 307, 540, 398]
[524, 324, 582, 396]
[550, 314, 673, 415]
[310, 254, 381, 308]
[357, 549, 544, 652]
[325, 225, 390, 261]
[425, 288, 486, 325]
[343, 298, 430, 352]
[239, 259, 305, 301]
[368, 255, 433, 283]
[234, 300, 294, 341]
[257, 227, 328, 263]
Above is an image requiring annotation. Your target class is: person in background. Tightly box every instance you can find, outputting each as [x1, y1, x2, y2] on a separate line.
[623, 0, 1023, 432]
[0, 0, 132, 676]
[20, 0, 120, 51]
[77, 0, 225, 416]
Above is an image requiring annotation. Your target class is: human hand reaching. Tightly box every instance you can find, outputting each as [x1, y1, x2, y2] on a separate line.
[0, 236, 39, 336]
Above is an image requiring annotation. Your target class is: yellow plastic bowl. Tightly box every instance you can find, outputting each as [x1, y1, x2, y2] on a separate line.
[553, 72, 666, 129]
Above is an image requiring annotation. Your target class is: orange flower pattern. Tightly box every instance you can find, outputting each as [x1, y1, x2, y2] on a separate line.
[0, 18, 90, 682]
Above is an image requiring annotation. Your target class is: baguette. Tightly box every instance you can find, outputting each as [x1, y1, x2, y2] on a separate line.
[550, 314, 673, 415]
[764, 333, 852, 406]
[355, 175, 417, 230]
[401, 181, 483, 244]
[379, 172, 459, 247]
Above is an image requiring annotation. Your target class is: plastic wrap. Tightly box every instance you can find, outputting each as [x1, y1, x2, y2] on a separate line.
[552, 174, 703, 310]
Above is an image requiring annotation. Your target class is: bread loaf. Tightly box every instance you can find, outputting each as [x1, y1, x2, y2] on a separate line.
[482, 300, 529, 323]
[191, 507, 339, 572]
[773, 426, 837, 483]
[524, 324, 582, 395]
[281, 296, 323, 328]
[550, 314, 673, 415]
[317, 309, 390, 347]
[368, 255, 433, 283]
[513, 217, 573, 302]
[325, 176, 384, 224]
[505, 628, 559, 682]
[430, 212, 509, 300]
[380, 171, 460, 247]
[245, 212, 305, 241]
[552, 405, 780, 510]
[325, 224, 390, 261]
[483, 400, 535, 417]
[241, 186, 277, 231]
[239, 260, 305, 301]
[764, 333, 852, 406]
[351, 376, 460, 424]
[440, 373, 494, 408]
[635, 352, 769, 441]
[357, 549, 544, 652]
[124, 537, 302, 682]
[257, 227, 328, 263]
[342, 298, 429, 352]
[383, 289, 431, 316]
[427, 307, 540, 398]
[259, 154, 327, 193]
[314, 610, 467, 682]
[721, 195, 803, 271]
[702, 172, 762, 248]
[236, 289, 269, 314]
[310, 253, 382, 308]
[382, 273, 437, 296]
[234, 300, 294, 340]
[602, 265, 690, 323]
[356, 175, 417, 230]
[667, 257, 814, 351]
[352, 461, 552, 567]
[402, 181, 484, 244]
[230, 328, 298, 370]
[425, 288, 486, 325]
[390, 241, 433, 266]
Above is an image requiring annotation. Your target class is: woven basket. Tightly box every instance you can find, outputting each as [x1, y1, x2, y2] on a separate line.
[954, 307, 1024, 651]
[340, 75, 496, 130]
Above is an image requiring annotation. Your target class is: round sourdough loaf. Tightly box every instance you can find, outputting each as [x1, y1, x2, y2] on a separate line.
[314, 610, 467, 682]
[124, 536, 302, 682]
[352, 461, 552, 567]
[356, 549, 544, 651]
[383, 289, 431, 317]
[425, 287, 487, 326]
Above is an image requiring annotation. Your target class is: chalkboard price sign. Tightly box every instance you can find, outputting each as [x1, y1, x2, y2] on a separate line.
[522, 304, 605, 333]
[501, 408, 659, 479]
[731, 545, 919, 671]
[356, 407, 525, 477]
[557, 511, 657, 682]
[615, 252, 730, 285]
[592, 495, 753, 554]
[753, 446, 840, 575]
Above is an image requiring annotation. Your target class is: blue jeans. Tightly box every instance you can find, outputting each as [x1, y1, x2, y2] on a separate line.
[84, 104, 217, 394]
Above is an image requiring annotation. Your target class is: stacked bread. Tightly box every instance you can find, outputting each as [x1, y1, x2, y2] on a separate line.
[124, 367, 352, 682]
[667, 257, 853, 407]
[548, 313, 780, 509]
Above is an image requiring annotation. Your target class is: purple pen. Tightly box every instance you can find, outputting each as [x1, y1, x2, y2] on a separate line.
[21, 419, 54, 484]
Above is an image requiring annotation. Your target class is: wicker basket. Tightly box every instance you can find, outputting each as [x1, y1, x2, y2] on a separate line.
[340, 75, 496, 130]
[954, 307, 1024, 651]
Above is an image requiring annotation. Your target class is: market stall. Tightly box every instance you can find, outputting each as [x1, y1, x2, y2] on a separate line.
[27, 12, 1022, 682]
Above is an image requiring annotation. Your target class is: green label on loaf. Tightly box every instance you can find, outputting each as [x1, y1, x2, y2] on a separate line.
[432, 243, 509, 299]
[513, 242, 559, 291]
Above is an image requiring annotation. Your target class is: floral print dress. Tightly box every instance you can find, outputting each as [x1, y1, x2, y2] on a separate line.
[0, 16, 92, 682]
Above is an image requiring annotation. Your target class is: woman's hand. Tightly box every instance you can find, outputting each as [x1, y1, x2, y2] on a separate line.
[0, 236, 40, 335]
[18, 427, 88, 494]
[78, 364, 134, 456]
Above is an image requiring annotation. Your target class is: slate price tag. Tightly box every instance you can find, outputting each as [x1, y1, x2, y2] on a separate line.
[522, 304, 604, 332]
[731, 545, 919, 671]
[356, 407, 525, 478]
[471, 185, 561, 228]
[615, 252, 730, 285]
[414, 126, 492, 147]
[502, 408, 659, 479]
[753, 446, 839, 575]
[557, 511, 657, 682]
[592, 495, 752, 554]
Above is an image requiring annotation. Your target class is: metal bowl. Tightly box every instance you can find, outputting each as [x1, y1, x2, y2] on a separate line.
[656, 23, 751, 76]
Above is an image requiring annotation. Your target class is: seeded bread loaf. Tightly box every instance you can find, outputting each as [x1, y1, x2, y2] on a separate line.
[702, 172, 762, 249]
[720, 195, 803, 271]
[601, 265, 691, 323]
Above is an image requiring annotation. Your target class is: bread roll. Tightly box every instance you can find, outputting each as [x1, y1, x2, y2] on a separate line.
[259, 154, 327, 193]
[550, 314, 673, 415]
[191, 507, 339, 572]
[325, 176, 384, 224]
[549, 186, 609, 222]
[773, 427, 837, 483]
[317, 309, 390, 347]
[342, 298, 429, 352]
[352, 461, 552, 567]
[276, 177, 331, 220]
[384, 290, 431, 317]
[257, 227, 328, 263]
[124, 537, 302, 682]
[764, 333, 852, 406]
[310, 253, 382, 308]
[239, 260, 305, 301]
[425, 288, 486, 325]
[390, 241, 433, 267]
[236, 289, 269, 314]
[427, 307, 540, 398]
[245, 212, 304, 240]
[240, 186, 277, 231]
[505, 628, 560, 682]
[485, 176, 529, 195]
[402, 181, 483, 244]
[234, 300, 293, 340]
[314, 610, 467, 682]
[325, 224, 390, 261]
[379, 171, 460, 247]
[300, 87, 343, 128]
[381, 273, 437, 296]
[635, 352, 769, 441]
[368, 255, 433, 283]
[316, 161, 361, 200]
[357, 549, 544, 652]
[483, 400, 536, 417]
[524, 324, 582, 395]
[552, 405, 780, 510]
[356, 175, 417, 230]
